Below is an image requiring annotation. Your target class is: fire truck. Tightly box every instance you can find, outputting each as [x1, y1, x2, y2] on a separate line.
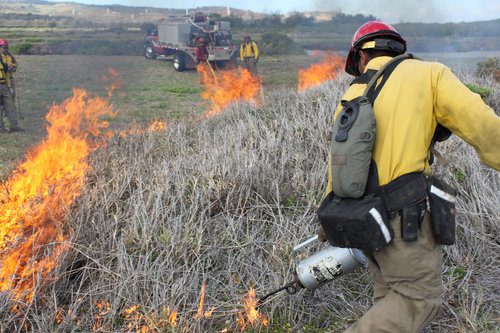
[144, 12, 238, 71]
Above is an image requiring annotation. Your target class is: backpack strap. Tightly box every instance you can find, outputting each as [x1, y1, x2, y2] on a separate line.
[364, 53, 414, 104]
[350, 69, 377, 85]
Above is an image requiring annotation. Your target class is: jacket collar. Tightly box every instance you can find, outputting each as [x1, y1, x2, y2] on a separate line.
[364, 56, 393, 73]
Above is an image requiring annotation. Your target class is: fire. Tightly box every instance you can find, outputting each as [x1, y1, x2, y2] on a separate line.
[197, 64, 262, 117]
[298, 53, 345, 91]
[237, 287, 269, 331]
[93, 300, 111, 331]
[118, 119, 167, 138]
[195, 281, 216, 320]
[0, 80, 117, 301]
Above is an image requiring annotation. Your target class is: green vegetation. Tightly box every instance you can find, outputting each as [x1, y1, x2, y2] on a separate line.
[259, 33, 305, 56]
[466, 83, 494, 98]
[160, 86, 203, 94]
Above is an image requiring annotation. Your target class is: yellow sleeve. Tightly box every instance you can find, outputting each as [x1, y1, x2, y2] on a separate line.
[7, 54, 17, 70]
[432, 64, 500, 170]
[0, 54, 7, 81]
[253, 42, 259, 59]
[240, 44, 244, 61]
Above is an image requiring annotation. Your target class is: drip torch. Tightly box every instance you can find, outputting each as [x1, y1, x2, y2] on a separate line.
[259, 235, 368, 303]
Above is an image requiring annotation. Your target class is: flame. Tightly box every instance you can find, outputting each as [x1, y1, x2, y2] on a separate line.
[298, 53, 345, 91]
[197, 64, 262, 117]
[0, 78, 118, 301]
[194, 280, 216, 320]
[237, 287, 269, 331]
[93, 300, 111, 331]
[118, 119, 167, 139]
[147, 119, 167, 132]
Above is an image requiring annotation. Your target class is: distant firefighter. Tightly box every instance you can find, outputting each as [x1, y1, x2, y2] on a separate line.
[195, 37, 209, 64]
[240, 33, 259, 76]
[0, 38, 22, 133]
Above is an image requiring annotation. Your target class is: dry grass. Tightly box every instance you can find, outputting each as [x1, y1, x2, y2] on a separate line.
[0, 71, 498, 332]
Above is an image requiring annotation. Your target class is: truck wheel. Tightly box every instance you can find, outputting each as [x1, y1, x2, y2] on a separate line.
[144, 45, 157, 60]
[173, 52, 186, 72]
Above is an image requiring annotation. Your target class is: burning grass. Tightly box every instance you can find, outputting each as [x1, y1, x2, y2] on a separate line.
[197, 64, 262, 117]
[298, 53, 345, 91]
[0, 69, 498, 332]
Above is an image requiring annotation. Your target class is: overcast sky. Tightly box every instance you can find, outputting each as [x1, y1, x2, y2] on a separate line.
[49, 0, 500, 23]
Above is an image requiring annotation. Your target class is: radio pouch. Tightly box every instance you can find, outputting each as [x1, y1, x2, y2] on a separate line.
[427, 176, 457, 245]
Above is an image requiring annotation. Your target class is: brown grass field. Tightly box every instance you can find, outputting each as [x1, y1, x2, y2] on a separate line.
[0, 53, 499, 332]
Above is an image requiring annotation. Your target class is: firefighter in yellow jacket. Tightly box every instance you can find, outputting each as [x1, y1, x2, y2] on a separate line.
[320, 21, 500, 332]
[240, 33, 259, 76]
[0, 39, 21, 132]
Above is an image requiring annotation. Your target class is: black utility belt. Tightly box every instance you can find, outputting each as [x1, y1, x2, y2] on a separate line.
[317, 173, 457, 252]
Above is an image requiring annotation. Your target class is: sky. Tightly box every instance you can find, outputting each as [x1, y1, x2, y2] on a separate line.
[49, 0, 500, 23]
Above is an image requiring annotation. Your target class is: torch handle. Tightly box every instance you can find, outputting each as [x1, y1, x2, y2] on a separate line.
[292, 235, 319, 265]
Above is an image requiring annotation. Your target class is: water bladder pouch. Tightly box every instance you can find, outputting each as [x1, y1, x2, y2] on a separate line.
[331, 96, 376, 199]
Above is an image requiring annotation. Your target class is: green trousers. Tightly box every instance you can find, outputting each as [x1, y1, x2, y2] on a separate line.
[345, 212, 442, 333]
[243, 57, 258, 76]
[0, 84, 18, 129]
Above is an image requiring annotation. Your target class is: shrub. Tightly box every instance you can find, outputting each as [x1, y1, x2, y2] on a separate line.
[259, 33, 305, 55]
[475, 57, 500, 82]
[10, 42, 32, 55]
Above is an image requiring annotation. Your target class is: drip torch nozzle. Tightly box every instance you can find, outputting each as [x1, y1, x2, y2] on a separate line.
[258, 279, 304, 306]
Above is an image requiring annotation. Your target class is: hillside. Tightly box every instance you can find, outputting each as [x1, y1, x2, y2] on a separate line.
[0, 0, 499, 55]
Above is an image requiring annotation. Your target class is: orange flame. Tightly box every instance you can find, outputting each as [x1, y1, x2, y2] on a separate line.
[93, 300, 111, 331]
[0, 82, 117, 301]
[298, 53, 345, 91]
[118, 119, 167, 139]
[197, 64, 262, 117]
[195, 280, 216, 320]
[237, 287, 269, 331]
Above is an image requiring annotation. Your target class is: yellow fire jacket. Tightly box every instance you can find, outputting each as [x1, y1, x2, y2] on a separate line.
[0, 53, 8, 84]
[327, 56, 500, 193]
[240, 41, 259, 61]
[0, 51, 16, 86]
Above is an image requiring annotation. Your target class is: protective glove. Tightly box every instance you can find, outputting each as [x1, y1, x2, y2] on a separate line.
[317, 224, 328, 242]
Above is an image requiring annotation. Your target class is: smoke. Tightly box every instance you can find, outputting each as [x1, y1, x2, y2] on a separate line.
[314, 0, 500, 23]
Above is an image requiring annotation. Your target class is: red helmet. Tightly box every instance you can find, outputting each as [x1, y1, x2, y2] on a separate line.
[345, 21, 406, 76]
[0, 39, 8, 47]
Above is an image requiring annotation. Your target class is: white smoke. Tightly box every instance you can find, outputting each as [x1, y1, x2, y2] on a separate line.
[314, 0, 500, 23]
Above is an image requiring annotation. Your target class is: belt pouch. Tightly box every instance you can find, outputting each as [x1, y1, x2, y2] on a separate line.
[427, 176, 457, 245]
[317, 193, 393, 252]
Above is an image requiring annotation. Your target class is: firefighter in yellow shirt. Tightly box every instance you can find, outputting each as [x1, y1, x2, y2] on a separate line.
[240, 33, 259, 76]
[319, 21, 499, 333]
[0, 39, 22, 133]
